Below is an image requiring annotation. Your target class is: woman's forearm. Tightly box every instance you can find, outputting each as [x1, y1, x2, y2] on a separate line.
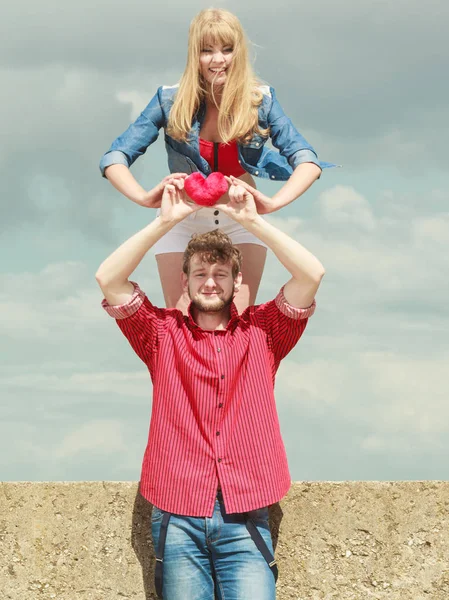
[271, 162, 321, 211]
[105, 164, 148, 206]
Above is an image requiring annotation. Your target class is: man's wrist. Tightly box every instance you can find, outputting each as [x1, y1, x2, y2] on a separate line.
[157, 213, 184, 227]
[238, 213, 265, 231]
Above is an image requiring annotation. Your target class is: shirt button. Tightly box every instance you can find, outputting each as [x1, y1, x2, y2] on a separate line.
[216, 431, 220, 436]
[218, 403, 223, 408]
[218, 458, 222, 463]
[255, 170, 259, 175]
[214, 210, 219, 216]
[215, 220, 219, 225]
[221, 374, 225, 379]
[255, 142, 260, 147]
[217, 348, 221, 352]
[271, 175, 276, 179]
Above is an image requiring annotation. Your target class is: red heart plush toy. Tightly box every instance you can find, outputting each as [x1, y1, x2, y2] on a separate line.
[184, 172, 228, 206]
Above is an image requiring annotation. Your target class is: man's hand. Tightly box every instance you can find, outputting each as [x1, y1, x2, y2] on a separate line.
[160, 178, 202, 223]
[226, 176, 274, 214]
[96, 178, 199, 306]
[141, 173, 188, 208]
[217, 178, 260, 225]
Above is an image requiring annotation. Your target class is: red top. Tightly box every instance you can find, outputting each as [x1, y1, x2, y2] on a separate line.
[102, 283, 315, 517]
[199, 138, 246, 177]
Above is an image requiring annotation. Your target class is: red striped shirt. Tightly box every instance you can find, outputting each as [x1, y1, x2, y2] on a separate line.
[102, 283, 315, 517]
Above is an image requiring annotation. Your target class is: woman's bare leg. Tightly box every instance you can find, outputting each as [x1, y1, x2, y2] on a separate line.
[155, 253, 190, 313]
[233, 243, 267, 313]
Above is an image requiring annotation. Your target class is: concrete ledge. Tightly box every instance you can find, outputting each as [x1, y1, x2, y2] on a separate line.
[1, 481, 448, 599]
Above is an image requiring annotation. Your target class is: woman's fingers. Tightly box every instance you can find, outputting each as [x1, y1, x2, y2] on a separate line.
[230, 175, 251, 190]
[162, 173, 187, 189]
[230, 176, 259, 198]
[166, 172, 188, 180]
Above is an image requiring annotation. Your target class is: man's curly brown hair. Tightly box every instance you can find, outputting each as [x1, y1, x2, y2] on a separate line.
[182, 230, 242, 278]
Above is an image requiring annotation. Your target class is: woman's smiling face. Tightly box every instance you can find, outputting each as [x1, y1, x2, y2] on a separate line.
[199, 40, 234, 87]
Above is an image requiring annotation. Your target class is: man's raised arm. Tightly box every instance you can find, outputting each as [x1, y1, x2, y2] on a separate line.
[220, 177, 325, 308]
[95, 180, 200, 307]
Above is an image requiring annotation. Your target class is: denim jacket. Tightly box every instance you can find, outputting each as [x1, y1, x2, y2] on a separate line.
[100, 84, 336, 181]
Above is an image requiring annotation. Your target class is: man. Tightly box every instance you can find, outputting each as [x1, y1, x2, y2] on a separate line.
[96, 176, 325, 600]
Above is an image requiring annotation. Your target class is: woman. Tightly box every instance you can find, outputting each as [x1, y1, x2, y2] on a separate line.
[100, 8, 334, 313]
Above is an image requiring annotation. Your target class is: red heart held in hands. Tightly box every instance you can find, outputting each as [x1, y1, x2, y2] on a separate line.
[184, 172, 228, 206]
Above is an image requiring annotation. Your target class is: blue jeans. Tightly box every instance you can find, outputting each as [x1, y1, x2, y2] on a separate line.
[151, 497, 276, 600]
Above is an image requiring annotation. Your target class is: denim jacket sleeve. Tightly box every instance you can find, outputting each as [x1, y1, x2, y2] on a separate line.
[99, 87, 166, 177]
[267, 87, 321, 172]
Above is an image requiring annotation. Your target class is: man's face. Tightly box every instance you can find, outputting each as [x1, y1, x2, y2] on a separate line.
[183, 256, 241, 313]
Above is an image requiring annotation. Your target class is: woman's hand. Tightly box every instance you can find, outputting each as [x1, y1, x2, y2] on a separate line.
[142, 173, 188, 208]
[226, 176, 273, 214]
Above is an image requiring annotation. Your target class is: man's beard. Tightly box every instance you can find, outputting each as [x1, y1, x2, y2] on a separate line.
[189, 288, 234, 313]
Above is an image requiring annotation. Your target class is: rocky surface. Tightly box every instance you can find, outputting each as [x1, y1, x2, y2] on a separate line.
[1, 481, 448, 599]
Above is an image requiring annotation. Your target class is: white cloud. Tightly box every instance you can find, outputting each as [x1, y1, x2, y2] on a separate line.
[412, 214, 449, 247]
[0, 262, 103, 340]
[278, 358, 342, 411]
[0, 370, 150, 397]
[277, 350, 449, 446]
[116, 88, 166, 122]
[264, 215, 304, 237]
[359, 435, 386, 452]
[319, 185, 376, 231]
[0, 64, 175, 236]
[55, 419, 128, 458]
[359, 352, 449, 435]
[1, 261, 86, 295]
[115, 70, 182, 120]
[0, 423, 49, 466]
[266, 186, 449, 312]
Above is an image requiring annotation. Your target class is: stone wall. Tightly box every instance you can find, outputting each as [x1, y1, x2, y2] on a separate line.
[1, 481, 448, 599]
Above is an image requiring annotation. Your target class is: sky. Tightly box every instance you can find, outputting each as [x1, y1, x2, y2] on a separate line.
[1, 0, 448, 484]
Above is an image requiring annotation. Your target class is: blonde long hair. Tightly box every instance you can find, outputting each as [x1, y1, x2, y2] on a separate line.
[167, 9, 268, 144]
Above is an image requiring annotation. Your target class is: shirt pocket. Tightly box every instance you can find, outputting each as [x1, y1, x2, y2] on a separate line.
[239, 137, 264, 167]
[241, 132, 266, 150]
